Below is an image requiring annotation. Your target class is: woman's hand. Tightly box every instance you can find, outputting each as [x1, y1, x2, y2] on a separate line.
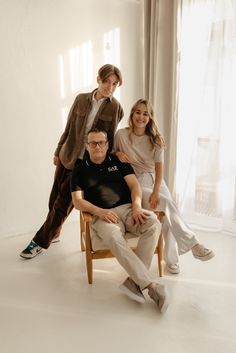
[116, 151, 132, 163]
[149, 191, 160, 209]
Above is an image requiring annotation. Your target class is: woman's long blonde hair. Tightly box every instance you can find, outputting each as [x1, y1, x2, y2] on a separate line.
[128, 99, 165, 148]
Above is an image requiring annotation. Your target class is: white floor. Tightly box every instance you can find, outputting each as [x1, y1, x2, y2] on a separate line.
[1, 221, 236, 353]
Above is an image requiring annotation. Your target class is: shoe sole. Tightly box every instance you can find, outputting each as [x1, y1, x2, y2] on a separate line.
[51, 238, 60, 243]
[20, 249, 43, 259]
[166, 267, 180, 275]
[119, 284, 145, 304]
[193, 251, 215, 261]
[159, 296, 170, 313]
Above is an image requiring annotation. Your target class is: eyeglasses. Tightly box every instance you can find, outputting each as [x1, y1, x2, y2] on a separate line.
[87, 140, 107, 148]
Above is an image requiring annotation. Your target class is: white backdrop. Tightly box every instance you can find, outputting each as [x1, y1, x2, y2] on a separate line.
[0, 0, 144, 238]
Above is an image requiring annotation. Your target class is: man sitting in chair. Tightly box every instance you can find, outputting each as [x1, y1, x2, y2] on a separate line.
[70, 128, 169, 313]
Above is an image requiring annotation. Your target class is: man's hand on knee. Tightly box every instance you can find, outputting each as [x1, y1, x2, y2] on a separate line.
[97, 209, 120, 223]
[132, 207, 150, 225]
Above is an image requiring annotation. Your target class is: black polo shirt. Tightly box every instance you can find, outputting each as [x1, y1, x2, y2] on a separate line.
[70, 155, 134, 209]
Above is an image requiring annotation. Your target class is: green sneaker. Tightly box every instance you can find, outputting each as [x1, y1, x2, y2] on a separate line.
[20, 240, 42, 259]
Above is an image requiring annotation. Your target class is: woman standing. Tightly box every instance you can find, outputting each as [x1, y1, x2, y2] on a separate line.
[114, 99, 214, 274]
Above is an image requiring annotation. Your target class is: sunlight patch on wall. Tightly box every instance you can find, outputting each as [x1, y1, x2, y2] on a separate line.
[69, 41, 93, 93]
[104, 28, 121, 101]
[58, 30, 122, 131]
[58, 40, 94, 131]
[59, 55, 65, 99]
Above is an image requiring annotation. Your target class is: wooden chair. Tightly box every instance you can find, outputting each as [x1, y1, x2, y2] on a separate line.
[80, 211, 165, 284]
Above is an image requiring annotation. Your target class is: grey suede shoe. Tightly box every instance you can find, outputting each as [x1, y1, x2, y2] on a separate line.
[119, 277, 145, 303]
[148, 283, 170, 313]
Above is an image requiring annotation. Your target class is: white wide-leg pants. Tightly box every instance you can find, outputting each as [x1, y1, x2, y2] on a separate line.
[138, 173, 198, 265]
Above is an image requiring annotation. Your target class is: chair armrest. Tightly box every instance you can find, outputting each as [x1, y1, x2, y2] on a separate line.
[81, 211, 93, 222]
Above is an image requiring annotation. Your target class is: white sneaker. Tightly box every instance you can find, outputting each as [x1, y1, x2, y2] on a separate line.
[166, 263, 180, 274]
[192, 243, 215, 261]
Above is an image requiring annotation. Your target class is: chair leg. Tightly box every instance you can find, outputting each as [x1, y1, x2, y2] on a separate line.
[157, 232, 164, 277]
[85, 222, 93, 284]
[80, 213, 85, 252]
[155, 211, 165, 277]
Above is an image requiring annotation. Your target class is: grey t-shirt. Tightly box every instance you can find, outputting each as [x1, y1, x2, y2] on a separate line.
[114, 128, 164, 177]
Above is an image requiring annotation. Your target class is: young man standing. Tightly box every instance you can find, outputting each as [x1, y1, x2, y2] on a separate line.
[20, 64, 123, 259]
[70, 128, 169, 313]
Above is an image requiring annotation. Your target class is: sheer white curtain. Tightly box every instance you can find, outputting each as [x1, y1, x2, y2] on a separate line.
[176, 0, 236, 234]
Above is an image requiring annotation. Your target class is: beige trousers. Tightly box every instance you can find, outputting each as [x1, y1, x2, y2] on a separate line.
[90, 204, 161, 289]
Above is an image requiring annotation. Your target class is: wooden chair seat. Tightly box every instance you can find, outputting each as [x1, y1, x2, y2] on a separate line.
[80, 211, 165, 284]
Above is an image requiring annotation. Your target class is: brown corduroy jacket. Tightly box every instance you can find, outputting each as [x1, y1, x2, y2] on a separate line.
[54, 89, 123, 170]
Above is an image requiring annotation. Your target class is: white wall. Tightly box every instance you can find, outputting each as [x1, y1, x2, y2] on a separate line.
[0, 0, 143, 238]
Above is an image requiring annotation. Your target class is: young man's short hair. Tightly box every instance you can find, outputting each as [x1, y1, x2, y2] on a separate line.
[98, 64, 123, 86]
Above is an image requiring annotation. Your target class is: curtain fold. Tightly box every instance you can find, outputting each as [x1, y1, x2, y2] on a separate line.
[142, 0, 178, 194]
